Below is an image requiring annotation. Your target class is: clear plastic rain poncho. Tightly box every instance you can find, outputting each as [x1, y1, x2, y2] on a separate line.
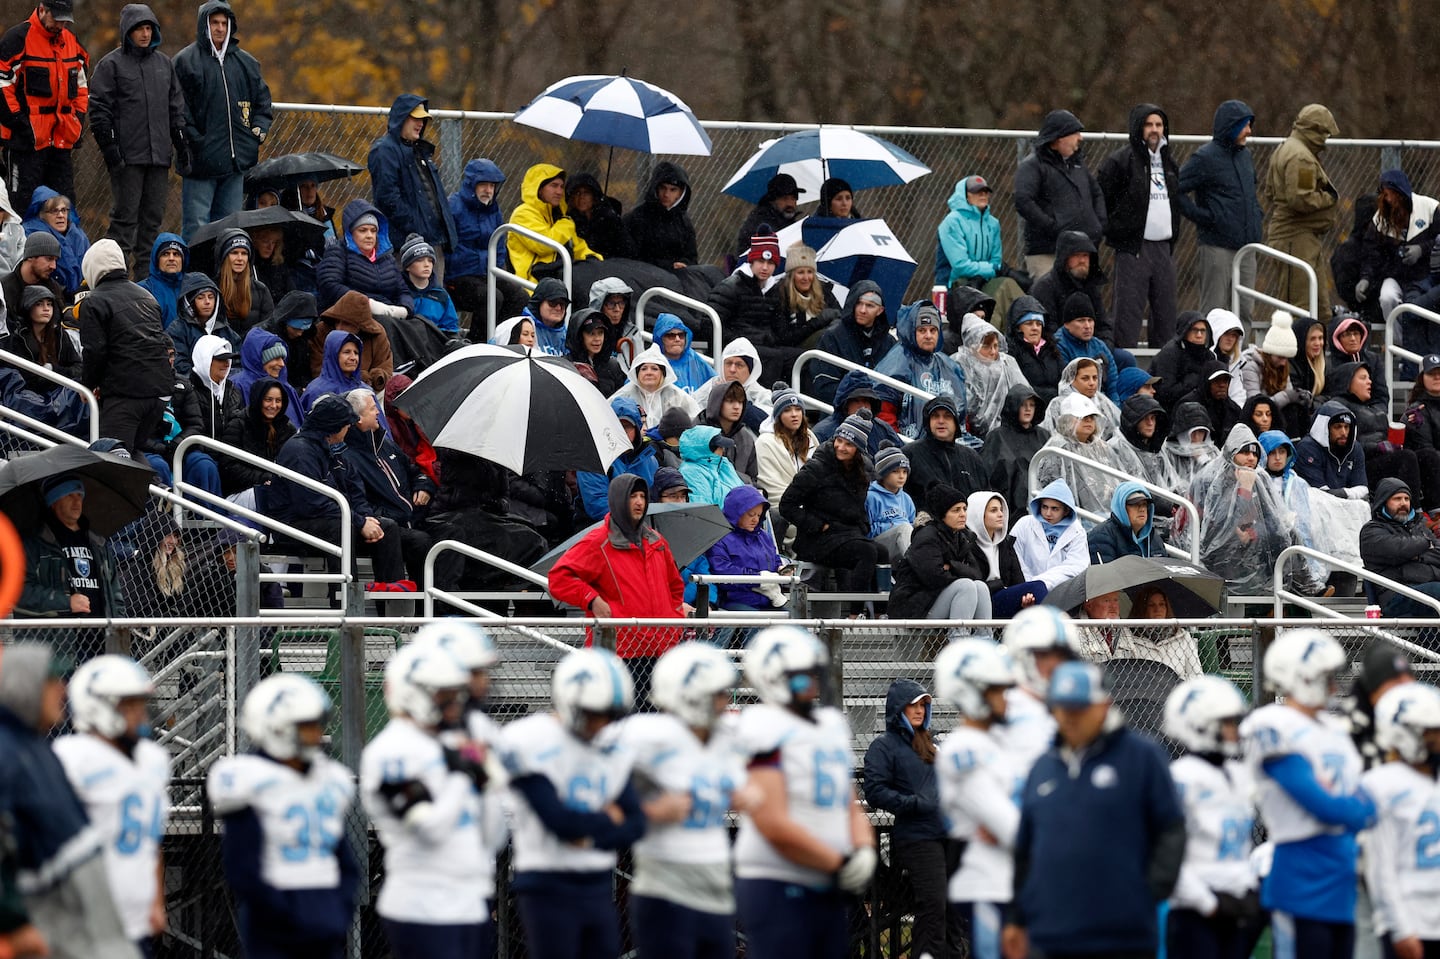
[1033, 392, 1125, 521]
[1257, 429, 1333, 587]
[1039, 356, 1122, 441]
[1174, 424, 1325, 595]
[1161, 401, 1220, 497]
[954, 314, 1027, 439]
[1259, 428, 1367, 570]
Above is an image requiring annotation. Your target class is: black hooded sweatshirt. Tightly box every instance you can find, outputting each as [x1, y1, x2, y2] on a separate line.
[982, 384, 1050, 515]
[1013, 109, 1107, 256]
[565, 307, 626, 396]
[1323, 360, 1390, 455]
[1029, 230, 1109, 341]
[221, 375, 296, 491]
[1180, 359, 1242, 441]
[566, 172, 631, 260]
[1360, 477, 1440, 603]
[622, 162, 697, 268]
[1150, 311, 1215, 409]
[807, 279, 895, 406]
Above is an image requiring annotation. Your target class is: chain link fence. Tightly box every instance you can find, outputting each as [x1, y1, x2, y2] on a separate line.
[63, 104, 1440, 321]
[7, 614, 1440, 957]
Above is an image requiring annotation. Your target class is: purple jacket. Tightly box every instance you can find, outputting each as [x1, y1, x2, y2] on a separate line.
[706, 484, 783, 609]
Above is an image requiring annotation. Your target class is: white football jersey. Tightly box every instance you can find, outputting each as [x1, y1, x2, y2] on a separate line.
[936, 725, 1022, 904]
[616, 712, 746, 865]
[994, 688, 1057, 778]
[207, 753, 355, 891]
[732, 703, 855, 888]
[53, 735, 172, 941]
[1362, 762, 1440, 941]
[1241, 703, 1363, 844]
[1169, 755, 1258, 913]
[360, 718, 489, 923]
[498, 712, 635, 874]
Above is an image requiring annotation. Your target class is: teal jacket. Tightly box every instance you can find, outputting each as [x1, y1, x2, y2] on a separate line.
[938, 175, 1003, 285]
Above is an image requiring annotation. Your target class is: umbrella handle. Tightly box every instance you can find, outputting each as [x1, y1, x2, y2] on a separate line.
[0, 511, 22, 618]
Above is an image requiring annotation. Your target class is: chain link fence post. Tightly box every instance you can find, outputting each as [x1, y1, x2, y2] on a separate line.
[233, 539, 261, 751]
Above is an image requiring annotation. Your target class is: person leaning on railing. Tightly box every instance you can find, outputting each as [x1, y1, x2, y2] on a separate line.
[1360, 478, 1440, 617]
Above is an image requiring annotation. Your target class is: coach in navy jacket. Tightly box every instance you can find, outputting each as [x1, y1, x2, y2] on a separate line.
[1005, 661, 1185, 959]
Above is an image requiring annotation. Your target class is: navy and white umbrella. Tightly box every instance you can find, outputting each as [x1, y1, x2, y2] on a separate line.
[721, 125, 930, 203]
[775, 217, 916, 314]
[513, 75, 712, 156]
[395, 344, 631, 476]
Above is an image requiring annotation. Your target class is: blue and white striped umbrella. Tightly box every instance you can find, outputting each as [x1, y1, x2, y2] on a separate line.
[772, 218, 916, 314]
[513, 75, 712, 156]
[721, 125, 931, 203]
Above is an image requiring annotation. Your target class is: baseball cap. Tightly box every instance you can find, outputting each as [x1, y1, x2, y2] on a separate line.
[1207, 367, 1233, 382]
[1047, 661, 1111, 708]
[964, 175, 993, 194]
[408, 102, 431, 119]
[1423, 354, 1440, 375]
[1125, 490, 1152, 506]
[41, 0, 74, 22]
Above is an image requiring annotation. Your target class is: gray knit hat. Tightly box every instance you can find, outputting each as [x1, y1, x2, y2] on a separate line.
[835, 408, 873, 448]
[874, 443, 909, 478]
[399, 233, 437, 271]
[770, 381, 804, 418]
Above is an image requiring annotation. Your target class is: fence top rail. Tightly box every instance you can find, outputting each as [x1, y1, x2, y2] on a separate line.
[268, 103, 1440, 150]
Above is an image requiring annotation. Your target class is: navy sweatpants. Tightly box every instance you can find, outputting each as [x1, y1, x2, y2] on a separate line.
[630, 894, 733, 959]
[381, 918, 492, 959]
[516, 883, 618, 959]
[1272, 911, 1355, 959]
[735, 878, 848, 959]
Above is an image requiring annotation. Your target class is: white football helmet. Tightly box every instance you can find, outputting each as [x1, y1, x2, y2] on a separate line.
[651, 642, 738, 730]
[744, 625, 829, 713]
[242, 674, 332, 761]
[1264, 629, 1347, 708]
[1375, 683, 1440, 765]
[1002, 606, 1079, 695]
[385, 642, 470, 728]
[1164, 675, 1249, 757]
[411, 620, 499, 671]
[68, 655, 154, 740]
[934, 640, 1016, 721]
[552, 648, 635, 739]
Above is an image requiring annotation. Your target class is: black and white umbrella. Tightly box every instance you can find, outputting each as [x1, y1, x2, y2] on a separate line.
[395, 344, 631, 475]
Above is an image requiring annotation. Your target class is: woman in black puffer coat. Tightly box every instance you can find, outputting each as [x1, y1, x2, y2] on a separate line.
[887, 483, 992, 638]
[779, 410, 878, 614]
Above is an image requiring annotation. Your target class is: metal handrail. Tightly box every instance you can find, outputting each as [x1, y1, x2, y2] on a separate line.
[633, 287, 724, 357]
[790, 349, 935, 406]
[1027, 446, 1201, 564]
[0, 403, 93, 449]
[173, 434, 353, 604]
[1232, 243, 1318, 325]
[0, 350, 100, 443]
[1274, 544, 1440, 623]
[421, 539, 550, 615]
[1384, 302, 1438, 420]
[486, 223, 572, 343]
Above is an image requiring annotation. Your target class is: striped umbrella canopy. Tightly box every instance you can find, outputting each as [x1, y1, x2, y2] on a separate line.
[394, 344, 631, 475]
[721, 125, 930, 203]
[513, 74, 712, 156]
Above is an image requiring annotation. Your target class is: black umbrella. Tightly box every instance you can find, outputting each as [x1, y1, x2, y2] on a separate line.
[188, 207, 330, 275]
[532, 502, 732, 574]
[0, 445, 155, 536]
[244, 152, 364, 192]
[397, 344, 631, 475]
[1043, 555, 1225, 619]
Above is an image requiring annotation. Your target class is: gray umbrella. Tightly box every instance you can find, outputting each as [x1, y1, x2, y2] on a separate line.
[0, 445, 156, 536]
[1042, 555, 1225, 619]
[533, 501, 731, 574]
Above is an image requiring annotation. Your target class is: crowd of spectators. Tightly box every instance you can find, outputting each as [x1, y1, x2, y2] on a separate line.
[3, 8, 1436, 686]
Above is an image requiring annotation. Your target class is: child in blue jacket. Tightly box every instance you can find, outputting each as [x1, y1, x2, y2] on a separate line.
[400, 234, 460, 335]
[706, 484, 786, 609]
[867, 444, 917, 563]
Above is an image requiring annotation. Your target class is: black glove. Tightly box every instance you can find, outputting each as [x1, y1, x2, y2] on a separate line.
[1403, 244, 1425, 267]
[171, 127, 192, 177]
[377, 778, 432, 818]
[1212, 890, 1262, 923]
[1354, 278, 1370, 303]
[100, 140, 124, 170]
[443, 743, 488, 790]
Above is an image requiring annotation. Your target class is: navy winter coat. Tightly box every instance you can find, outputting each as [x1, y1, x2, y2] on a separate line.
[172, 0, 271, 178]
[1013, 110, 1107, 257]
[1177, 100, 1263, 251]
[808, 279, 897, 405]
[343, 426, 435, 527]
[1014, 724, 1184, 955]
[268, 425, 373, 531]
[446, 158, 507, 279]
[317, 199, 414, 313]
[861, 679, 945, 842]
[366, 94, 458, 252]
